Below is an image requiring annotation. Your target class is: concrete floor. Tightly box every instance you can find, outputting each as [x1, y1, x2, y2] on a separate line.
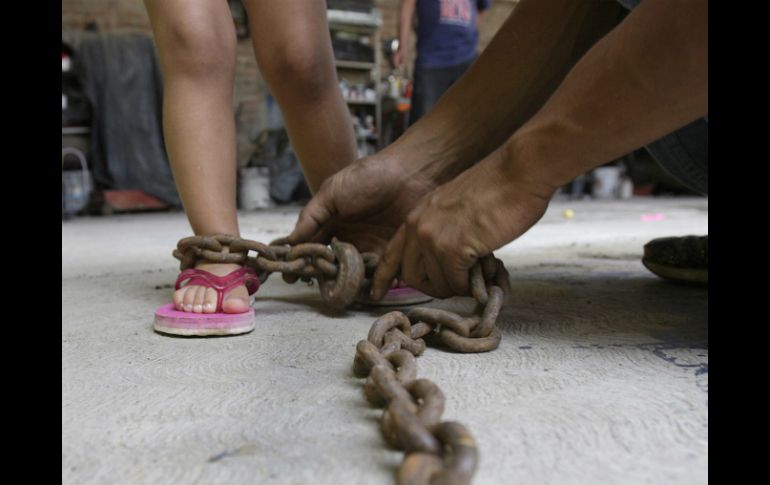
[62, 197, 708, 485]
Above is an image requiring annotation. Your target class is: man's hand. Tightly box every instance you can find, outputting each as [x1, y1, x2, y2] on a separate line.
[372, 147, 554, 299]
[285, 154, 437, 255]
[395, 0, 416, 73]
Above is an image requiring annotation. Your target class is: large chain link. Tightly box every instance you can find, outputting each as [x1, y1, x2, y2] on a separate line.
[173, 235, 510, 484]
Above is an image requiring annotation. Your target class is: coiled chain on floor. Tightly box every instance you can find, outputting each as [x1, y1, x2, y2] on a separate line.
[173, 234, 511, 484]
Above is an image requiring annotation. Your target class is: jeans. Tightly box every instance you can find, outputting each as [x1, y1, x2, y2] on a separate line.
[410, 58, 475, 125]
[645, 118, 708, 195]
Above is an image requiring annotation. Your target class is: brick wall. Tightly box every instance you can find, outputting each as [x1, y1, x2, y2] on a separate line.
[62, 0, 152, 34]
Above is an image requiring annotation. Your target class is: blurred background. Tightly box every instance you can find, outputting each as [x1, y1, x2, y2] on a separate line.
[62, 0, 699, 219]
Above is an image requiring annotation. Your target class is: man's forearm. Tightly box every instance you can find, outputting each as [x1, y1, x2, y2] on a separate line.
[398, 0, 416, 66]
[391, 0, 626, 184]
[505, 0, 708, 189]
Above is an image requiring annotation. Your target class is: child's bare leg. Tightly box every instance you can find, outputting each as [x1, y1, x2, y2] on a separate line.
[145, 0, 249, 314]
[243, 0, 357, 192]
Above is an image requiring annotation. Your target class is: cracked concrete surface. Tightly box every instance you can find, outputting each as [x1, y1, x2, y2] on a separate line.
[62, 197, 708, 484]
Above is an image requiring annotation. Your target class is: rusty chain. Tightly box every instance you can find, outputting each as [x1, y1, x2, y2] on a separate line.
[174, 234, 375, 310]
[173, 235, 510, 484]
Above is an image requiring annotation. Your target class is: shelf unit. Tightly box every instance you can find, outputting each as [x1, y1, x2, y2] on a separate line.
[62, 126, 90, 135]
[334, 60, 377, 70]
[328, 8, 383, 155]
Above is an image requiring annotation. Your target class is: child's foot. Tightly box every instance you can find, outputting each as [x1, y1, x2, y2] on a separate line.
[172, 262, 251, 313]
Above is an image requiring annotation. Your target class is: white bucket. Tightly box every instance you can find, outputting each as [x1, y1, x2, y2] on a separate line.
[592, 167, 621, 199]
[619, 177, 634, 199]
[239, 167, 273, 210]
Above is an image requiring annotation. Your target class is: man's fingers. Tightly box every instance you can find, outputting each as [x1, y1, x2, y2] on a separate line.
[420, 252, 454, 298]
[443, 257, 472, 296]
[285, 191, 334, 244]
[371, 226, 406, 300]
[305, 223, 333, 245]
[400, 226, 422, 289]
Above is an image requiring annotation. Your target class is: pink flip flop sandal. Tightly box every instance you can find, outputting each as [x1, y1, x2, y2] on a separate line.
[356, 280, 433, 307]
[154, 267, 260, 336]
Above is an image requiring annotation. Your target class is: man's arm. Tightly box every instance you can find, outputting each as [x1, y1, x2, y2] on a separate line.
[393, 0, 417, 70]
[286, 0, 625, 251]
[476, 0, 490, 30]
[506, 0, 708, 189]
[373, 0, 708, 298]
[385, 0, 625, 185]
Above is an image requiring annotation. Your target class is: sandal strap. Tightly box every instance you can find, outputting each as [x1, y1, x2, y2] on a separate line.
[175, 267, 260, 312]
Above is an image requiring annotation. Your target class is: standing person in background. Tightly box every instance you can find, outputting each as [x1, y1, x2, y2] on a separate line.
[393, 0, 491, 124]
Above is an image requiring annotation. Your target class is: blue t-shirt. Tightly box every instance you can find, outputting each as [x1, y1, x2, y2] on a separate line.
[415, 0, 491, 69]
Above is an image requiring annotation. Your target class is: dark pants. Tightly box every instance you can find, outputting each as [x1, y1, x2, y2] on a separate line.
[645, 118, 708, 195]
[410, 59, 475, 125]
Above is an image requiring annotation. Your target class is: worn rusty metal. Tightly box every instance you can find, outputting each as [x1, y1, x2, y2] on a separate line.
[480, 255, 499, 284]
[368, 311, 412, 348]
[229, 239, 276, 260]
[172, 234, 511, 484]
[173, 248, 195, 270]
[471, 285, 504, 339]
[394, 422, 479, 485]
[405, 379, 445, 429]
[365, 364, 414, 407]
[388, 349, 418, 384]
[410, 322, 435, 340]
[397, 453, 443, 485]
[440, 326, 502, 353]
[354, 340, 394, 378]
[469, 264, 488, 306]
[391, 421, 478, 485]
[407, 308, 474, 338]
[492, 258, 512, 297]
[286, 243, 335, 263]
[195, 248, 246, 265]
[319, 238, 365, 310]
[351, 254, 509, 484]
[362, 252, 380, 278]
[383, 328, 427, 357]
[177, 235, 227, 253]
[314, 258, 339, 277]
[379, 340, 403, 359]
[281, 272, 301, 284]
[385, 397, 442, 454]
[176, 235, 244, 269]
[254, 257, 307, 275]
[429, 422, 479, 485]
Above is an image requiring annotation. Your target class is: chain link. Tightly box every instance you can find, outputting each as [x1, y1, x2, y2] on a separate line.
[173, 235, 508, 484]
